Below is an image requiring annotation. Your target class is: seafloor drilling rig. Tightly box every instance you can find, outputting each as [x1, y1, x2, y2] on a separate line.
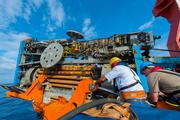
[6, 29, 180, 120]
[4, 0, 180, 119]
[14, 31, 159, 101]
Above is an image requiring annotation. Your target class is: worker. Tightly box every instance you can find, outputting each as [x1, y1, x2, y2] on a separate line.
[140, 61, 180, 110]
[96, 57, 146, 100]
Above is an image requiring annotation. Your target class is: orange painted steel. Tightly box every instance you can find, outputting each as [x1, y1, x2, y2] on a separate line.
[157, 101, 180, 111]
[7, 77, 94, 120]
[6, 75, 47, 112]
[43, 79, 94, 120]
[153, 0, 180, 56]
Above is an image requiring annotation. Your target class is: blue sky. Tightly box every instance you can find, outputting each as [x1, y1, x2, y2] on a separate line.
[0, 0, 171, 83]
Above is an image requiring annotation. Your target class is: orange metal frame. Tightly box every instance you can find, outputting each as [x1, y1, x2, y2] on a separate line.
[43, 79, 93, 119]
[7, 75, 47, 112]
[7, 75, 94, 120]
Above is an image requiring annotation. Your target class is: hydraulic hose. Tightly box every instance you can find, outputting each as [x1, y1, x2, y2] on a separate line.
[59, 98, 124, 120]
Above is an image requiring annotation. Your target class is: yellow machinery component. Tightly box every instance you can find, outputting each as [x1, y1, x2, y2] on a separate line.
[37, 65, 94, 89]
[38, 70, 92, 75]
[43, 75, 91, 80]
[71, 41, 81, 52]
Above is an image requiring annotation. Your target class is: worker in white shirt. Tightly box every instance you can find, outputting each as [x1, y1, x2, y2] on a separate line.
[96, 57, 146, 100]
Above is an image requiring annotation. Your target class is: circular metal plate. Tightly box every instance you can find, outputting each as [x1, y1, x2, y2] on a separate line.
[40, 43, 63, 68]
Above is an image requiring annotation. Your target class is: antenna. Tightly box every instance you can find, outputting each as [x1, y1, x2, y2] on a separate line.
[66, 30, 84, 42]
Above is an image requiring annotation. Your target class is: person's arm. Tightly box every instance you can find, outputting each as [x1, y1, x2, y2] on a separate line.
[95, 75, 107, 85]
[96, 66, 121, 85]
[149, 92, 159, 103]
[147, 73, 160, 104]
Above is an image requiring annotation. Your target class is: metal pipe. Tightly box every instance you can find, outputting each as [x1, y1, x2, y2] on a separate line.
[23, 53, 42, 56]
[50, 83, 77, 89]
[38, 71, 92, 75]
[38, 75, 91, 80]
[19, 61, 40, 66]
[47, 79, 79, 85]
[40, 65, 94, 71]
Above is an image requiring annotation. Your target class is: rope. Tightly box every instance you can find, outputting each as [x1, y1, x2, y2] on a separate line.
[59, 98, 138, 120]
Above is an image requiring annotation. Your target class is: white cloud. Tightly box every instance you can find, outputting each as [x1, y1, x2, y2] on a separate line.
[67, 15, 76, 22]
[150, 32, 170, 56]
[0, 0, 23, 29]
[0, 31, 30, 83]
[0, 0, 66, 83]
[82, 18, 97, 39]
[0, 0, 65, 32]
[4, 0, 22, 18]
[47, 0, 65, 27]
[0, 32, 30, 54]
[32, 0, 44, 8]
[0, 0, 45, 27]
[23, 5, 32, 22]
[138, 17, 155, 31]
[0, 56, 16, 70]
[47, 24, 56, 32]
[154, 33, 168, 49]
[0, 69, 15, 84]
[23, 0, 44, 22]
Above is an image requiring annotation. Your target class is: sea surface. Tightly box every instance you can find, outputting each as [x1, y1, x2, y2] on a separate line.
[0, 87, 38, 120]
[0, 85, 180, 120]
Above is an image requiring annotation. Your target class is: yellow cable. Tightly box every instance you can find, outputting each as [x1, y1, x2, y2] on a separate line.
[165, 101, 179, 107]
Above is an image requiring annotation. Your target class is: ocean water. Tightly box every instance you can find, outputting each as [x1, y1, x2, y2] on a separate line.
[1, 86, 180, 120]
[0, 87, 112, 120]
[0, 87, 38, 120]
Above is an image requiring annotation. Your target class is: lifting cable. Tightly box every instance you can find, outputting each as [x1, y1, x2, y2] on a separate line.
[151, 48, 180, 52]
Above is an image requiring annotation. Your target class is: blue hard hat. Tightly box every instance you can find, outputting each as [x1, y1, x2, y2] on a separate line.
[140, 61, 153, 73]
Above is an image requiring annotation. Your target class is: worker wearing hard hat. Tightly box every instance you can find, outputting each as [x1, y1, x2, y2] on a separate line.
[96, 57, 146, 100]
[140, 61, 180, 110]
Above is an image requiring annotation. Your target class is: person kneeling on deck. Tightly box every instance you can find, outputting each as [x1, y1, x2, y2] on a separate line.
[96, 57, 146, 100]
[140, 61, 180, 110]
